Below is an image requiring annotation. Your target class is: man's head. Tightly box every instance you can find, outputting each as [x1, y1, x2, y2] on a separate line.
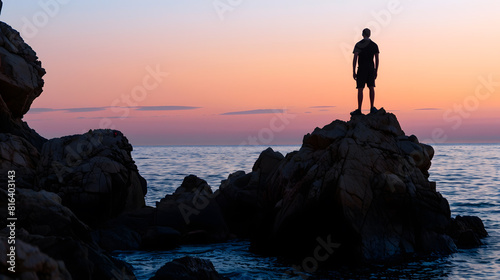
[362, 28, 371, 38]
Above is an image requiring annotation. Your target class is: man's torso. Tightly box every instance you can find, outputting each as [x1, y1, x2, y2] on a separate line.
[353, 39, 379, 68]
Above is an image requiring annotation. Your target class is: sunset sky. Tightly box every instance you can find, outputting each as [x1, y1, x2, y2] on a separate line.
[3, 1, 500, 145]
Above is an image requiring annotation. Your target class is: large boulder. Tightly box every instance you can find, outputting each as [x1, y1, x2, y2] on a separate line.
[215, 147, 284, 237]
[35, 129, 147, 225]
[0, 22, 45, 118]
[0, 133, 39, 189]
[251, 109, 486, 262]
[150, 256, 228, 280]
[447, 215, 487, 248]
[156, 175, 229, 244]
[91, 175, 230, 251]
[0, 236, 72, 280]
[0, 188, 135, 280]
[0, 22, 46, 150]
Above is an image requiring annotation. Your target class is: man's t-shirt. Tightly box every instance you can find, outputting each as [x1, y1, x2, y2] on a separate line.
[353, 39, 379, 69]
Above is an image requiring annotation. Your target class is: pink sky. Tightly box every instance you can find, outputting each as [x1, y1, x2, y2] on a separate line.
[3, 1, 500, 145]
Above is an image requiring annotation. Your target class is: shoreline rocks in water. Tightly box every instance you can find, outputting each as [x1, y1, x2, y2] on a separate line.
[150, 256, 229, 280]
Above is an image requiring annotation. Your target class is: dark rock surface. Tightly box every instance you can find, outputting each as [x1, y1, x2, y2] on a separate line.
[0, 236, 72, 280]
[0, 188, 135, 280]
[0, 22, 47, 150]
[150, 256, 228, 280]
[250, 109, 486, 262]
[93, 175, 231, 252]
[0, 133, 39, 189]
[215, 147, 284, 237]
[447, 215, 488, 248]
[35, 129, 147, 225]
[0, 22, 45, 118]
[156, 175, 230, 244]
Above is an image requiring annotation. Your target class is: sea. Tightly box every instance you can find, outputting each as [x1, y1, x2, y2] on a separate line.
[114, 144, 500, 280]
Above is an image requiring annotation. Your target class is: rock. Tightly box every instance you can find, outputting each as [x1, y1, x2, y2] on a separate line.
[447, 215, 488, 248]
[0, 22, 47, 150]
[251, 109, 485, 262]
[92, 206, 155, 251]
[0, 188, 92, 241]
[92, 225, 142, 251]
[35, 129, 147, 225]
[0, 22, 45, 118]
[150, 256, 228, 280]
[215, 148, 284, 237]
[19, 232, 136, 280]
[156, 175, 229, 244]
[0, 236, 72, 280]
[252, 147, 285, 174]
[141, 226, 181, 250]
[0, 188, 136, 279]
[0, 133, 39, 189]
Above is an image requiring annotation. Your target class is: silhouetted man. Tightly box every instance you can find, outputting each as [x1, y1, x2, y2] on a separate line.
[351, 28, 379, 115]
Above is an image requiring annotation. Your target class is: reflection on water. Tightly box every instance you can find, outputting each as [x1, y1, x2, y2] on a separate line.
[116, 144, 500, 279]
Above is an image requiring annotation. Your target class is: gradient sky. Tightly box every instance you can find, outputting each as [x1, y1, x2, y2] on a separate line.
[3, 0, 500, 145]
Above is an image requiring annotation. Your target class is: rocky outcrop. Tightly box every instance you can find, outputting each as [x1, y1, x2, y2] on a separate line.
[0, 133, 39, 189]
[92, 175, 231, 252]
[150, 257, 228, 280]
[0, 188, 135, 280]
[93, 174, 231, 251]
[35, 129, 147, 225]
[0, 22, 45, 118]
[156, 175, 229, 244]
[447, 215, 487, 248]
[0, 236, 72, 280]
[214, 147, 284, 237]
[0, 22, 46, 150]
[250, 109, 486, 262]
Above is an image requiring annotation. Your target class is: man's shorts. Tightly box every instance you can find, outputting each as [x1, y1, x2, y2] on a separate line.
[356, 67, 375, 89]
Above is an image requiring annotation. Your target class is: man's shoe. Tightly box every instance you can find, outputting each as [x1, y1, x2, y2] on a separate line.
[369, 107, 378, 114]
[350, 109, 362, 116]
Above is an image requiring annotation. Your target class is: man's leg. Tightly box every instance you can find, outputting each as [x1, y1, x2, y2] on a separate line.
[357, 88, 364, 111]
[369, 86, 375, 109]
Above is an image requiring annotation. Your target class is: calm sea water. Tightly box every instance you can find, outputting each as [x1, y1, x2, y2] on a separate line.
[114, 144, 500, 279]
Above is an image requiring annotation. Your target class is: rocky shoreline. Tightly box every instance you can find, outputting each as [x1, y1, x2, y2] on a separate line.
[0, 21, 487, 279]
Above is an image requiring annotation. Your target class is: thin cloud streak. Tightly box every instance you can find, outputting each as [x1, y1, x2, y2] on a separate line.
[310, 106, 336, 108]
[135, 106, 201, 111]
[66, 107, 107, 113]
[221, 109, 285, 115]
[28, 107, 109, 114]
[28, 106, 201, 114]
[28, 108, 59, 113]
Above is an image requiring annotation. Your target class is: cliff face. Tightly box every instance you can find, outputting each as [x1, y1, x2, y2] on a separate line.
[0, 22, 45, 118]
[0, 22, 46, 150]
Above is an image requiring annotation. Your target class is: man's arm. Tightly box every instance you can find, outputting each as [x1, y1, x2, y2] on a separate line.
[374, 53, 379, 79]
[352, 53, 358, 80]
